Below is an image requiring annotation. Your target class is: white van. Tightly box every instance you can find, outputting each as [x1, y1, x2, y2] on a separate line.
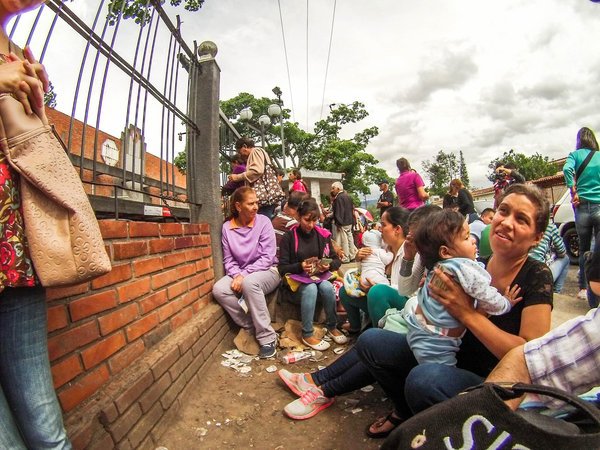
[552, 190, 578, 264]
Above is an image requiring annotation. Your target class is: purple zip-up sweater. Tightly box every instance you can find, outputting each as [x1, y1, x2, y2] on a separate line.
[222, 214, 277, 278]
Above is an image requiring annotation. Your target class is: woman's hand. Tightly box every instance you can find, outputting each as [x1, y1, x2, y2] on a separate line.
[428, 267, 477, 322]
[231, 274, 244, 293]
[0, 57, 44, 116]
[355, 247, 372, 262]
[23, 47, 49, 93]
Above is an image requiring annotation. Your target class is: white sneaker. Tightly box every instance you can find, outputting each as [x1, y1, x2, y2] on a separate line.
[284, 386, 334, 420]
[302, 337, 330, 351]
[278, 369, 315, 396]
[577, 289, 588, 300]
[327, 329, 348, 345]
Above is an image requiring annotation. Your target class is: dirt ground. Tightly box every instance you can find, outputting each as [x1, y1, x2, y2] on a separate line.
[158, 265, 590, 450]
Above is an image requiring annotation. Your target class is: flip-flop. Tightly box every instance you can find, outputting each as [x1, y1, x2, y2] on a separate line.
[365, 412, 404, 439]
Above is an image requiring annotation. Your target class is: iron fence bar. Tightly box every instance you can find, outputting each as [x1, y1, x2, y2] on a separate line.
[159, 31, 176, 195]
[45, 0, 199, 131]
[39, 1, 64, 63]
[24, 4, 45, 48]
[8, 14, 20, 40]
[170, 17, 183, 199]
[92, 4, 127, 189]
[148, 0, 196, 60]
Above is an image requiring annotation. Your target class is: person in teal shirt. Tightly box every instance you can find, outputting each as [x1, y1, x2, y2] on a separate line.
[563, 127, 600, 299]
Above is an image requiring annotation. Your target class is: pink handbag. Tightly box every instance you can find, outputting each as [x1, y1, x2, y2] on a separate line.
[0, 93, 111, 286]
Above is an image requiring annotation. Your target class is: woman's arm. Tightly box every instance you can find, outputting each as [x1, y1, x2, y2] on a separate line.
[428, 268, 551, 360]
[416, 186, 429, 201]
[235, 148, 266, 183]
[240, 220, 277, 276]
[221, 227, 241, 278]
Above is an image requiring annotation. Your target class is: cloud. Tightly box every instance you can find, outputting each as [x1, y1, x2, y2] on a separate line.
[400, 47, 478, 103]
[519, 79, 570, 102]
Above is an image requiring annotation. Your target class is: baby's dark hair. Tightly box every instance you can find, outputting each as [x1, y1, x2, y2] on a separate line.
[414, 209, 466, 270]
[408, 204, 442, 232]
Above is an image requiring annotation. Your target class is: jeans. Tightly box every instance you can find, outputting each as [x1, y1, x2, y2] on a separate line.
[575, 202, 600, 288]
[311, 347, 375, 398]
[404, 363, 484, 415]
[291, 281, 338, 338]
[0, 287, 71, 449]
[354, 328, 418, 418]
[549, 256, 569, 293]
[212, 270, 280, 345]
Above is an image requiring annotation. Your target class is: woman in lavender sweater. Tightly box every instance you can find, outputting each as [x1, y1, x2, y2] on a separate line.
[212, 187, 280, 358]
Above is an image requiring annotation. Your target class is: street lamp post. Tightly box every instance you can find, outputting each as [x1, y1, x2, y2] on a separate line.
[271, 87, 286, 170]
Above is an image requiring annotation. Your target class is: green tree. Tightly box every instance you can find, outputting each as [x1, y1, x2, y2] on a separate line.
[107, 0, 204, 25]
[44, 81, 57, 109]
[487, 149, 559, 183]
[459, 150, 470, 187]
[422, 150, 459, 196]
[217, 94, 388, 200]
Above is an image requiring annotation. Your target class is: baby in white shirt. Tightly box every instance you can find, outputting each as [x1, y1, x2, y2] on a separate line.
[360, 230, 393, 286]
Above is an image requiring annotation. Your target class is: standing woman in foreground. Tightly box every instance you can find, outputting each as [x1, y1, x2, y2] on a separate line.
[563, 126, 600, 301]
[394, 157, 428, 211]
[0, 1, 72, 448]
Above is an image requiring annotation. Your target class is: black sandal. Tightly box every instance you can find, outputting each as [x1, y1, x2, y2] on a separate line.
[365, 412, 404, 439]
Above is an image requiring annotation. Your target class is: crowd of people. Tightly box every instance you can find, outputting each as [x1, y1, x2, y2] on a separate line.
[216, 130, 599, 439]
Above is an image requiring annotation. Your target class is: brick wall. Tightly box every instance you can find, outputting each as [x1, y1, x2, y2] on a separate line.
[47, 219, 232, 449]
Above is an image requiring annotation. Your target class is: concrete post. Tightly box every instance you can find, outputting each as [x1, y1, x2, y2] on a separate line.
[187, 50, 224, 278]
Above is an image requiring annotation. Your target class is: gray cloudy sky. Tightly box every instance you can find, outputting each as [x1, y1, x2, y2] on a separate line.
[174, 0, 600, 191]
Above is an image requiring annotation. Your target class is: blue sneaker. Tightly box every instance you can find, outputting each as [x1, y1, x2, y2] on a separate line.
[259, 340, 277, 359]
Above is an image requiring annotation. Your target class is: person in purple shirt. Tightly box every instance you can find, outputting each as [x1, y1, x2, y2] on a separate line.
[212, 187, 281, 358]
[394, 157, 429, 211]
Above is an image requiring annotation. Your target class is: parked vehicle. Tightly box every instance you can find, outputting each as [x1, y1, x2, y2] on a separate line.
[552, 190, 578, 264]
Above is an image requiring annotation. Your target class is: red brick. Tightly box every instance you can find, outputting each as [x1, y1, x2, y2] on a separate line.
[108, 339, 145, 375]
[51, 354, 83, 388]
[98, 304, 139, 335]
[46, 283, 89, 301]
[115, 370, 154, 414]
[148, 238, 174, 254]
[181, 289, 199, 307]
[108, 402, 142, 442]
[81, 332, 127, 369]
[48, 321, 100, 361]
[184, 248, 203, 262]
[139, 289, 168, 314]
[188, 273, 205, 289]
[129, 222, 160, 237]
[157, 298, 184, 322]
[70, 290, 118, 322]
[58, 365, 110, 412]
[133, 256, 163, 277]
[113, 241, 148, 260]
[200, 235, 212, 246]
[174, 236, 194, 249]
[48, 305, 68, 332]
[192, 297, 210, 314]
[126, 312, 159, 341]
[167, 279, 188, 300]
[171, 307, 193, 329]
[128, 401, 163, 447]
[162, 252, 187, 268]
[198, 282, 213, 298]
[91, 264, 133, 289]
[159, 222, 183, 236]
[199, 223, 210, 233]
[183, 223, 200, 235]
[139, 373, 171, 413]
[204, 268, 215, 282]
[99, 220, 128, 239]
[151, 267, 180, 290]
[69, 420, 94, 450]
[178, 262, 198, 278]
[116, 277, 151, 303]
[195, 259, 210, 272]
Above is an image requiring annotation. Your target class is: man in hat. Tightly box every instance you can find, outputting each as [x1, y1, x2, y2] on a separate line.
[376, 180, 394, 218]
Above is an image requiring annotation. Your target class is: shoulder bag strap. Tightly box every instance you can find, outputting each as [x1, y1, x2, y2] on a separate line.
[575, 149, 596, 182]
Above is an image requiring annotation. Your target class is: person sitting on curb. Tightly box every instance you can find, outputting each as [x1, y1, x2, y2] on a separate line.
[277, 198, 348, 353]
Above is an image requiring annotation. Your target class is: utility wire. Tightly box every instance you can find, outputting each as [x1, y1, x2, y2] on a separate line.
[277, 0, 295, 123]
[319, 0, 337, 120]
[306, 0, 309, 130]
